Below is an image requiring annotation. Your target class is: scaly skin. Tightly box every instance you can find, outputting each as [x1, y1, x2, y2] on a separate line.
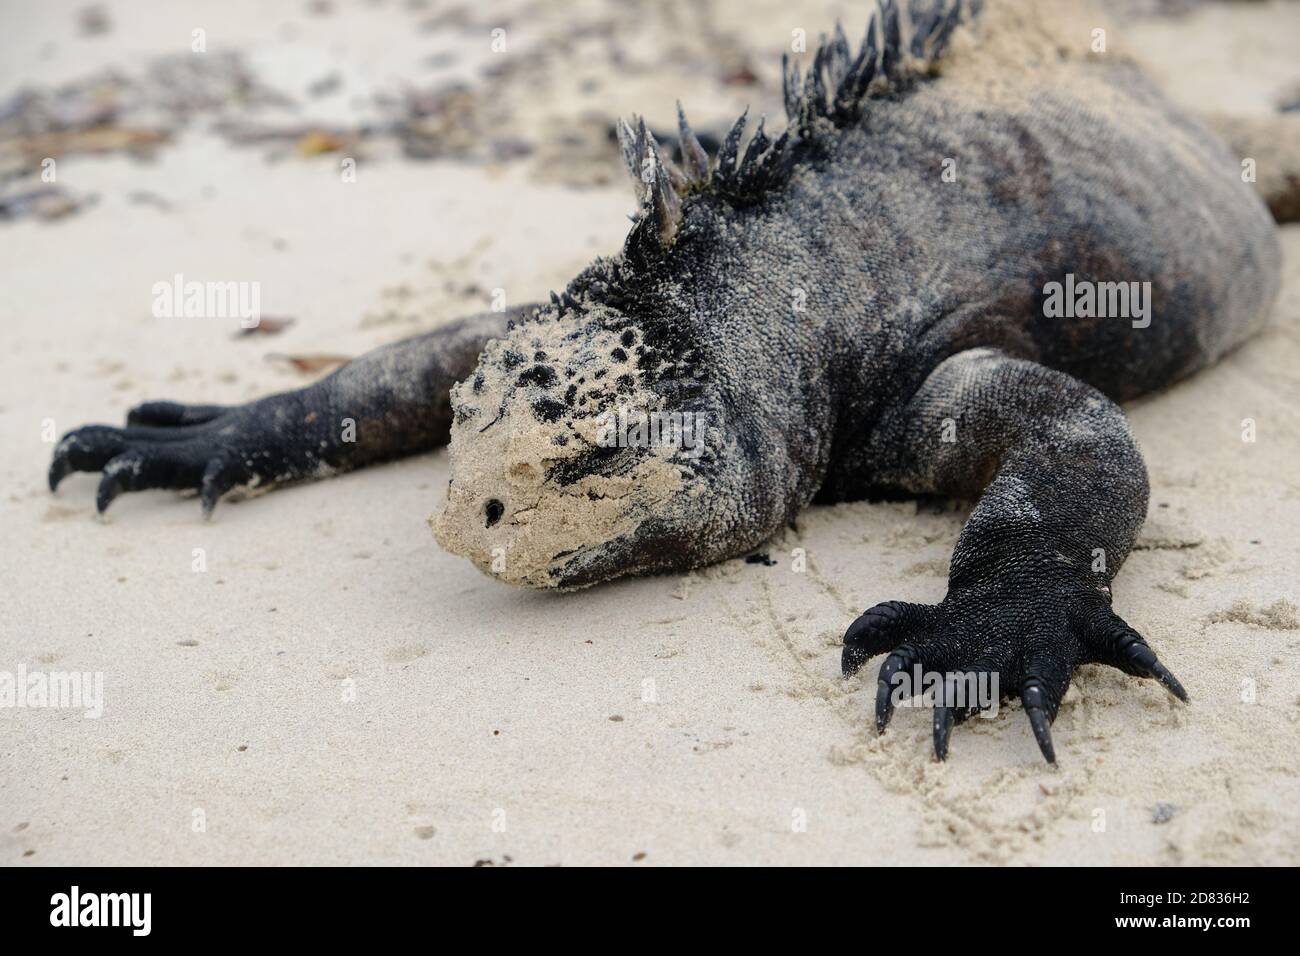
[50, 0, 1284, 762]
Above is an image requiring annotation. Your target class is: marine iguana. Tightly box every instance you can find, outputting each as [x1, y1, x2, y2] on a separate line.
[49, 0, 1291, 763]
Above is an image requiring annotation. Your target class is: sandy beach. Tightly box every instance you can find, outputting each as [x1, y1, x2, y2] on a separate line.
[2, 0, 1298, 866]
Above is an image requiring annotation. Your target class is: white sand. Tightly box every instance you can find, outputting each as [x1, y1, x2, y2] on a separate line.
[2, 0, 1297, 865]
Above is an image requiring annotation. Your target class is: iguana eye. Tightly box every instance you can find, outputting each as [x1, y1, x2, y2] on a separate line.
[484, 499, 504, 528]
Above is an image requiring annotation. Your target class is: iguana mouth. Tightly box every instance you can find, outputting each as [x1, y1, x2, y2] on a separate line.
[545, 539, 626, 590]
[546, 547, 591, 589]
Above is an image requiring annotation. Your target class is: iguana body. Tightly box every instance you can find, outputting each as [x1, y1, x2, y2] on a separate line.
[50, 0, 1289, 761]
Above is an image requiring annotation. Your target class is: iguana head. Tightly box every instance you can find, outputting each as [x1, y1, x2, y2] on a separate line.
[429, 294, 719, 588]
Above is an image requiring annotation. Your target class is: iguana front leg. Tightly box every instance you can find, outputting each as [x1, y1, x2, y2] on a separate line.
[842, 348, 1187, 763]
[49, 307, 527, 517]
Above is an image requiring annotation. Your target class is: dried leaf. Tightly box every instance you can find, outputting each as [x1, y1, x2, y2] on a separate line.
[236, 316, 296, 337]
[295, 129, 347, 156]
[267, 353, 350, 374]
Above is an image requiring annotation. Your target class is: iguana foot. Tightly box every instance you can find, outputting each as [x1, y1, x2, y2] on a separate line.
[844, 350, 1191, 763]
[841, 578, 1188, 763]
[49, 400, 265, 518]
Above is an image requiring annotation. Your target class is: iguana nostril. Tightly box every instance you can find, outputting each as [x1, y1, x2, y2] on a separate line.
[484, 499, 504, 528]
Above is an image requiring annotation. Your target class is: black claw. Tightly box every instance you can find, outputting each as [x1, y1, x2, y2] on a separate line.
[874, 678, 894, 734]
[1020, 680, 1057, 764]
[1123, 637, 1189, 703]
[95, 481, 119, 515]
[48, 448, 71, 492]
[842, 601, 931, 677]
[1148, 659, 1189, 703]
[933, 706, 955, 761]
[1087, 614, 1191, 704]
[49, 427, 126, 491]
[842, 640, 873, 677]
[95, 456, 137, 514]
[1025, 706, 1055, 764]
[874, 644, 919, 734]
[200, 462, 223, 519]
[842, 601, 899, 675]
[200, 457, 242, 519]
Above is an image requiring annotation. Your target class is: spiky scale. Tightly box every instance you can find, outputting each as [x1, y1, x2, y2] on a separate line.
[829, 21, 852, 88]
[738, 116, 770, 186]
[676, 101, 711, 183]
[808, 42, 829, 119]
[755, 129, 792, 186]
[714, 108, 748, 183]
[909, 2, 942, 59]
[631, 116, 654, 199]
[781, 53, 802, 123]
[616, 117, 641, 186]
[879, 0, 902, 79]
[926, 0, 966, 61]
[834, 18, 875, 119]
[650, 147, 682, 246]
[848, 20, 881, 103]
